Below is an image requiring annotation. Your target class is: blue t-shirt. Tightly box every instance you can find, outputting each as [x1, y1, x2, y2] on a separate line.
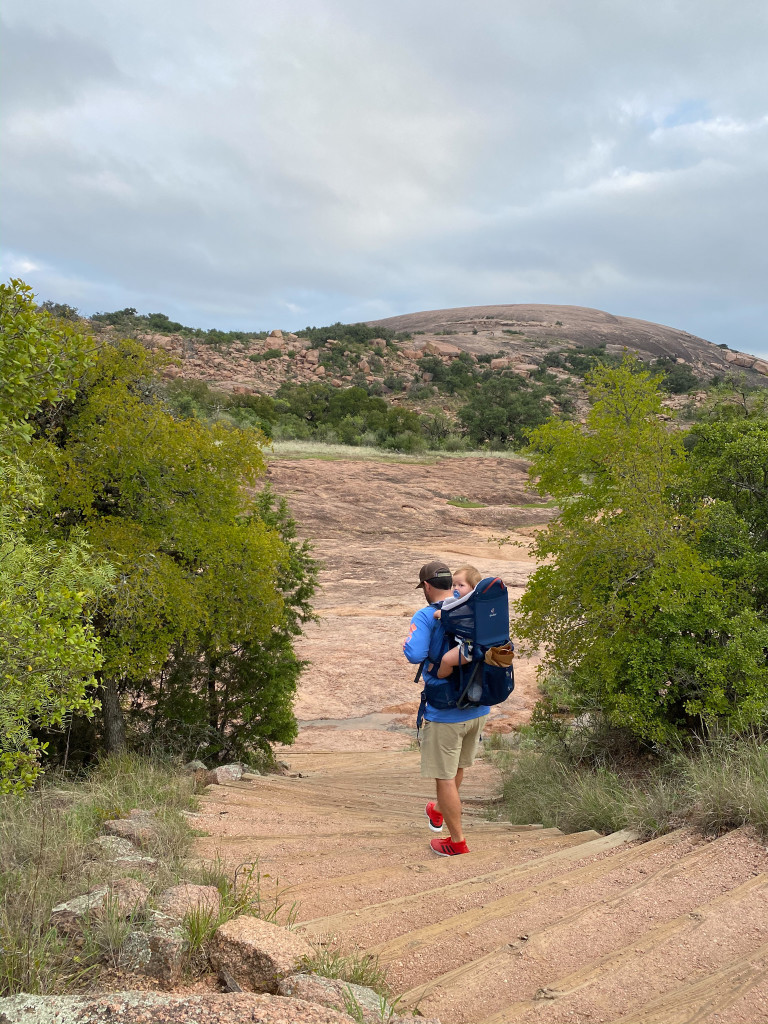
[403, 602, 489, 723]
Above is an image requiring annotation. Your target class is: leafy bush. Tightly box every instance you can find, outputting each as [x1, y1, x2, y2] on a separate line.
[91, 308, 267, 347]
[249, 348, 285, 363]
[296, 321, 410, 347]
[459, 375, 551, 448]
[653, 357, 699, 394]
[517, 356, 768, 744]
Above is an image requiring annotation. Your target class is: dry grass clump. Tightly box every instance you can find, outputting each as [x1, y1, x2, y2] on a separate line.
[493, 730, 768, 839]
[297, 940, 391, 997]
[0, 754, 196, 995]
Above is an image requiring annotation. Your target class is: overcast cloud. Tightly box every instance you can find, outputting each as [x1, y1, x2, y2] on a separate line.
[2, 0, 767, 354]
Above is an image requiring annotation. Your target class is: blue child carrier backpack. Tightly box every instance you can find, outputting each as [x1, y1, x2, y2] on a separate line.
[416, 577, 515, 730]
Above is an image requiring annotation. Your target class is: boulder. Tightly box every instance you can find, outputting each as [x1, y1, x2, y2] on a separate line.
[424, 340, 461, 357]
[102, 809, 158, 848]
[183, 759, 208, 772]
[725, 351, 755, 367]
[0, 992, 358, 1023]
[147, 924, 189, 985]
[50, 878, 149, 938]
[315, 365, 326, 377]
[91, 835, 157, 870]
[119, 929, 152, 971]
[305, 349, 320, 365]
[268, 329, 283, 339]
[278, 975, 413, 1024]
[752, 359, 768, 376]
[209, 915, 315, 993]
[207, 763, 244, 785]
[490, 358, 510, 370]
[154, 883, 222, 923]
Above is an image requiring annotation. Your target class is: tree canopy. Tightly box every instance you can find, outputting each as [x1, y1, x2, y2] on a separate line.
[516, 357, 768, 745]
[0, 280, 317, 788]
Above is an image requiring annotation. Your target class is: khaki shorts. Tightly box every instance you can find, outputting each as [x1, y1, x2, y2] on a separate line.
[420, 715, 489, 780]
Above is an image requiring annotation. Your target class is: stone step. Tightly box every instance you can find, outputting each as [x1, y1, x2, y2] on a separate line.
[291, 831, 603, 921]
[608, 939, 768, 1024]
[365, 830, 683, 969]
[482, 873, 768, 1023]
[298, 829, 639, 941]
[400, 830, 765, 1022]
[192, 750, 768, 1023]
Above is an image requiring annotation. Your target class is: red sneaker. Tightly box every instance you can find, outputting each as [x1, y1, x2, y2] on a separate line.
[430, 835, 469, 856]
[425, 801, 444, 833]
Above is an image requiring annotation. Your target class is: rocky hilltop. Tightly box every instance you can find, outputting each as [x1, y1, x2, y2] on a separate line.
[122, 304, 767, 405]
[368, 303, 767, 378]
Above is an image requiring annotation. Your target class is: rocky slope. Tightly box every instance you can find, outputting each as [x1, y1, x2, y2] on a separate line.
[105, 304, 768, 405]
[265, 454, 548, 750]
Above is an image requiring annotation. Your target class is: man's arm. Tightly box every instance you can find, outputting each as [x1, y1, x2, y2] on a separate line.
[403, 609, 432, 665]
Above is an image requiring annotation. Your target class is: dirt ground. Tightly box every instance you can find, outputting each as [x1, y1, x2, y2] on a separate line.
[266, 454, 555, 752]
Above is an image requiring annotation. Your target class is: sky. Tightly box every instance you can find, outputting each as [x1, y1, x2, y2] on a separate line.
[3, 1, 768, 356]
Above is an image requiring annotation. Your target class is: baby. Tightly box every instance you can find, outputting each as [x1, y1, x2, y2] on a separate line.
[432, 564, 483, 679]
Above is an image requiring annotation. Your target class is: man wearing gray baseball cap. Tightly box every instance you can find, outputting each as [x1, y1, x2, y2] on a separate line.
[403, 560, 490, 856]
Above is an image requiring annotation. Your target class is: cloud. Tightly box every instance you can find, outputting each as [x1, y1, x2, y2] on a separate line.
[1, 0, 767, 353]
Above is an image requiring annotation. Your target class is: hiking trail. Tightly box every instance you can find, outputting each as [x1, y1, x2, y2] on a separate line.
[194, 750, 768, 1024]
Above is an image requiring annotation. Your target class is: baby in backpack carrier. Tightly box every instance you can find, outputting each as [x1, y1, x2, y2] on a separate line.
[430, 564, 482, 679]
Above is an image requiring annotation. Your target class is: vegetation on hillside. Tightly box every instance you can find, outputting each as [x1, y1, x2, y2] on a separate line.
[0, 281, 317, 791]
[490, 729, 768, 838]
[84, 304, 724, 454]
[91, 307, 269, 347]
[516, 356, 768, 746]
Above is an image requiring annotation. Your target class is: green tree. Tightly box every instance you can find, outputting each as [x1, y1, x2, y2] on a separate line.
[0, 281, 112, 790]
[33, 338, 317, 760]
[147, 487, 317, 760]
[0, 522, 113, 791]
[516, 356, 768, 744]
[459, 375, 551, 447]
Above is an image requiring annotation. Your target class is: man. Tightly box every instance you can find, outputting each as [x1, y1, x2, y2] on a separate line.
[403, 560, 490, 856]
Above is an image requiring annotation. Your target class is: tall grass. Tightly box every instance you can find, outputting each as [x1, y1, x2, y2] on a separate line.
[181, 858, 298, 955]
[494, 731, 768, 839]
[0, 754, 195, 996]
[297, 941, 391, 997]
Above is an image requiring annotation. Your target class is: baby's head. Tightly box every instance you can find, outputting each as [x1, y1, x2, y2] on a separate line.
[452, 564, 482, 597]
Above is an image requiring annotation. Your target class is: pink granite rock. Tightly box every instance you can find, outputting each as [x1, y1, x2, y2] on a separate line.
[154, 883, 221, 922]
[206, 763, 244, 785]
[0, 992, 360, 1022]
[210, 916, 314, 993]
[50, 878, 149, 937]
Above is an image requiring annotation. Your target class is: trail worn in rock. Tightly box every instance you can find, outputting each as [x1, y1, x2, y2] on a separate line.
[266, 455, 549, 749]
[241, 453, 768, 1022]
[194, 754, 768, 1023]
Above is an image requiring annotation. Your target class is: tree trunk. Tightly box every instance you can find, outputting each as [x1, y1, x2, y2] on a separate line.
[100, 675, 128, 754]
[207, 657, 220, 734]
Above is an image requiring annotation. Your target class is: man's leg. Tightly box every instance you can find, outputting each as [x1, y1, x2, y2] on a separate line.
[435, 771, 465, 842]
[433, 714, 487, 843]
[434, 767, 462, 822]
